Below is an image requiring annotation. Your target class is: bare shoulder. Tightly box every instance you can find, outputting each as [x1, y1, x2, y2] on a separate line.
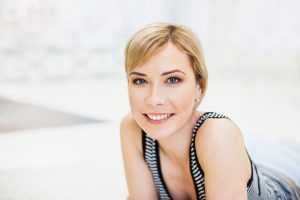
[119, 113, 157, 199]
[196, 116, 246, 154]
[120, 112, 140, 132]
[119, 112, 143, 153]
[195, 116, 248, 167]
[195, 116, 251, 198]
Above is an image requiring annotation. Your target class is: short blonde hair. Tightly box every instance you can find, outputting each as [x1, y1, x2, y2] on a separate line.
[124, 22, 208, 95]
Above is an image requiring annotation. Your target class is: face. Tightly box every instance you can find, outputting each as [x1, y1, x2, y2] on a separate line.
[127, 42, 202, 140]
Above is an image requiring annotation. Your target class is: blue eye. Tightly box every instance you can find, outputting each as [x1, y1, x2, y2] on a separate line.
[132, 78, 146, 85]
[167, 76, 181, 84]
[131, 77, 181, 86]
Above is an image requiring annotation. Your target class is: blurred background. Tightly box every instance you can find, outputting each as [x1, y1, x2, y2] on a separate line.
[0, 0, 299, 199]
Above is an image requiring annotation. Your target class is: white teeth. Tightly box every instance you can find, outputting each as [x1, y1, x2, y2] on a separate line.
[146, 114, 172, 120]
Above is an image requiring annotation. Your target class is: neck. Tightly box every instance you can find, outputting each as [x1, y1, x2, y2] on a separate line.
[157, 110, 202, 165]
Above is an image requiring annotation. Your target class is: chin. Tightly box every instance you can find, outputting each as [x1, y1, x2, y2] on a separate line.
[141, 119, 178, 140]
[144, 129, 173, 141]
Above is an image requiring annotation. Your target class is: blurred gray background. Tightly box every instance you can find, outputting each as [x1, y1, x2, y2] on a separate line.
[0, 0, 299, 199]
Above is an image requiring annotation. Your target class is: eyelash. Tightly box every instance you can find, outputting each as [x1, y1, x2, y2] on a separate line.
[132, 76, 182, 86]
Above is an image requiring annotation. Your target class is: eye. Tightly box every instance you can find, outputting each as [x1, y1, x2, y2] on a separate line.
[132, 78, 146, 85]
[166, 76, 182, 84]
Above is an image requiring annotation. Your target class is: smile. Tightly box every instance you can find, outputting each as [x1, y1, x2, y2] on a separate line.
[143, 113, 175, 123]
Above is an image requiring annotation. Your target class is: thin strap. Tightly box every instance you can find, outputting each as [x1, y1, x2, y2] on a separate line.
[190, 112, 259, 197]
[246, 149, 255, 190]
[155, 141, 172, 199]
[189, 112, 229, 199]
[142, 130, 146, 160]
[142, 130, 172, 199]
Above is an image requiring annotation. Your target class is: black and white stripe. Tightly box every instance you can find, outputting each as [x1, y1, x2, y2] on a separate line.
[142, 132, 171, 199]
[142, 111, 299, 200]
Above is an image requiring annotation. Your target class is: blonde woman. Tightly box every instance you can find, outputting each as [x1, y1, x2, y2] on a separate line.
[120, 22, 300, 200]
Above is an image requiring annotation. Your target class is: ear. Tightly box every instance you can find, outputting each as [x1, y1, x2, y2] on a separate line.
[194, 83, 203, 109]
[196, 83, 202, 96]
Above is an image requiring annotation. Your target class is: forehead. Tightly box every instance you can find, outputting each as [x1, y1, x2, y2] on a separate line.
[133, 42, 193, 74]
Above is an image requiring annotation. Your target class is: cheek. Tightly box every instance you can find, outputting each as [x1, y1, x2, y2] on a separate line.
[128, 89, 148, 128]
[128, 88, 144, 112]
[168, 85, 196, 109]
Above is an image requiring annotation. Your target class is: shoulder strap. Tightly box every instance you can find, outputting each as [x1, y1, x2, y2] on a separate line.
[191, 112, 229, 143]
[141, 130, 146, 160]
[189, 112, 229, 199]
[141, 130, 172, 199]
[190, 112, 262, 198]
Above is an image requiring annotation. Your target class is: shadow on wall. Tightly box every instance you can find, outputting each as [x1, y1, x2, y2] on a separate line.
[0, 97, 103, 133]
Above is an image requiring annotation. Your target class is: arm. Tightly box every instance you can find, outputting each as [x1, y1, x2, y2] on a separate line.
[120, 113, 158, 200]
[196, 118, 252, 200]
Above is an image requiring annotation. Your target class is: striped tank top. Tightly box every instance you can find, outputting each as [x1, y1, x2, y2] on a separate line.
[142, 112, 300, 200]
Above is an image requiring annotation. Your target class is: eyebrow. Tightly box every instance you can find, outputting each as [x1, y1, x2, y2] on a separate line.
[129, 69, 186, 76]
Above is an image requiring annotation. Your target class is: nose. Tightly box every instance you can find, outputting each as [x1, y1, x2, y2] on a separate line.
[145, 84, 166, 106]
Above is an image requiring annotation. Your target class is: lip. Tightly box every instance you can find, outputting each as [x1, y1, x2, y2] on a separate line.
[146, 113, 171, 115]
[143, 113, 175, 124]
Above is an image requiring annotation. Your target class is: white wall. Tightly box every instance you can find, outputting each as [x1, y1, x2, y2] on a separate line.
[0, 0, 299, 81]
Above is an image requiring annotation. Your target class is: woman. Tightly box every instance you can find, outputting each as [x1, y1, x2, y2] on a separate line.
[120, 22, 300, 200]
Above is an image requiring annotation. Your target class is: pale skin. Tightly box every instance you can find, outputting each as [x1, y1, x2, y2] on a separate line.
[120, 41, 252, 200]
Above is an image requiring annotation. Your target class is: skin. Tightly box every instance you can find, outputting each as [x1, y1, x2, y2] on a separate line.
[120, 41, 251, 200]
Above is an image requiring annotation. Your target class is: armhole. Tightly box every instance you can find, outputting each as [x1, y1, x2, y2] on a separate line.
[193, 112, 230, 176]
[142, 130, 146, 160]
[246, 149, 254, 189]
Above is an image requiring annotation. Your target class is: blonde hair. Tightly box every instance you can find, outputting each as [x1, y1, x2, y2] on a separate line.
[124, 22, 208, 95]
